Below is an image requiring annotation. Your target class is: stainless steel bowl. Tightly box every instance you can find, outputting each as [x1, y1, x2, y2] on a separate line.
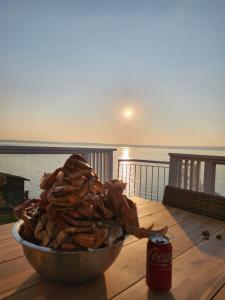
[12, 220, 125, 284]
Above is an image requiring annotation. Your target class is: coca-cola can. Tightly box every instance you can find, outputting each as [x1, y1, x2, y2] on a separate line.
[146, 235, 172, 291]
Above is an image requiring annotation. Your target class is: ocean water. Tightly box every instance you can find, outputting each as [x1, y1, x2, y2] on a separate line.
[0, 141, 225, 199]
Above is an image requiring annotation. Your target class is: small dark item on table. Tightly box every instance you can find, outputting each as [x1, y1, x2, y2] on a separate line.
[202, 230, 210, 240]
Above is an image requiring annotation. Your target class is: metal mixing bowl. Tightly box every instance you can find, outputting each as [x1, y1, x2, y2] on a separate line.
[12, 220, 125, 284]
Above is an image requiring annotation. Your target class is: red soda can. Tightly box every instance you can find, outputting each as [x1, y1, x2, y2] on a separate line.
[146, 235, 172, 291]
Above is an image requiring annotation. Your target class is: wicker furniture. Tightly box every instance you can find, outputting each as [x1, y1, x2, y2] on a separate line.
[163, 185, 225, 221]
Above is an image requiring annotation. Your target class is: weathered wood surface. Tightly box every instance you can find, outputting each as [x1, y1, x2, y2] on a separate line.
[0, 222, 15, 241]
[114, 227, 225, 300]
[212, 285, 225, 300]
[0, 238, 23, 263]
[0, 198, 224, 300]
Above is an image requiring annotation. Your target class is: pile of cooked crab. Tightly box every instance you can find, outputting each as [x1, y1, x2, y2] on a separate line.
[14, 154, 167, 250]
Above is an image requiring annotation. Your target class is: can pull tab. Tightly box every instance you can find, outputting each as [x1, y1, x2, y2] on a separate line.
[156, 235, 165, 244]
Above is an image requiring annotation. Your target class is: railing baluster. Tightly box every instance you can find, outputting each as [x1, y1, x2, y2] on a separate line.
[163, 167, 166, 187]
[151, 166, 154, 200]
[134, 164, 137, 197]
[157, 166, 159, 202]
[139, 165, 142, 197]
[92, 152, 96, 173]
[99, 153, 103, 182]
[129, 164, 131, 197]
[177, 159, 183, 188]
[104, 152, 108, 182]
[121, 163, 124, 182]
[183, 159, 188, 189]
[101, 153, 104, 182]
[117, 159, 169, 201]
[196, 160, 201, 192]
[189, 159, 194, 190]
[125, 164, 128, 195]
[145, 166, 147, 199]
[102, 153, 105, 182]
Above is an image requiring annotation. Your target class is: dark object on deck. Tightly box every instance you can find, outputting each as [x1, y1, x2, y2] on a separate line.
[202, 230, 210, 237]
[0, 172, 29, 210]
[216, 235, 222, 240]
[162, 186, 225, 221]
[201, 230, 210, 240]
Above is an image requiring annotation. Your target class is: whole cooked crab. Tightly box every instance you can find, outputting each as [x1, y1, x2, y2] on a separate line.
[14, 154, 167, 250]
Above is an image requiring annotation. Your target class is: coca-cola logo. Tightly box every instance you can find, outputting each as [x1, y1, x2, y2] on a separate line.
[148, 247, 172, 267]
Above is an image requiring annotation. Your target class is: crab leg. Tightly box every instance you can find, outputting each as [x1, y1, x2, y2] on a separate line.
[50, 230, 68, 249]
[73, 228, 108, 249]
[125, 224, 168, 239]
[34, 214, 48, 240]
[40, 167, 63, 190]
[58, 214, 97, 228]
[64, 227, 94, 234]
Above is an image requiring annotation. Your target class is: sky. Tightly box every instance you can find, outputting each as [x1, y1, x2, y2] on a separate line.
[0, 0, 225, 146]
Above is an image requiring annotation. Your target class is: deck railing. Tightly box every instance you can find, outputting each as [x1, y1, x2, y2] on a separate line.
[0, 146, 116, 183]
[168, 153, 225, 194]
[1, 147, 224, 202]
[117, 159, 169, 201]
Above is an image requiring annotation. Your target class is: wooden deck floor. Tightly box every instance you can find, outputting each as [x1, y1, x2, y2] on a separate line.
[0, 197, 225, 300]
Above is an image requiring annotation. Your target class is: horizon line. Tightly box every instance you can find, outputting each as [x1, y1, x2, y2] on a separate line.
[0, 139, 225, 151]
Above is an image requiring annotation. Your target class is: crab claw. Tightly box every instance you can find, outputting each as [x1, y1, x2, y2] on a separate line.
[40, 167, 63, 190]
[63, 154, 92, 175]
[13, 199, 40, 230]
[125, 224, 168, 239]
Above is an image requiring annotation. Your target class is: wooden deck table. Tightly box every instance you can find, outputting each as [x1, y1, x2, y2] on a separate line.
[0, 197, 225, 300]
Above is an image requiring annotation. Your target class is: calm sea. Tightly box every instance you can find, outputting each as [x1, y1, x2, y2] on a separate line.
[0, 141, 224, 199]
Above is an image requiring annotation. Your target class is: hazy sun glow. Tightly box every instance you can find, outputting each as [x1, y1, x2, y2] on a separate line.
[123, 109, 134, 119]
[1, 1, 225, 146]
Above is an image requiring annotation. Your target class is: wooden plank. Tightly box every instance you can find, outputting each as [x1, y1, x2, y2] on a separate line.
[0, 222, 14, 241]
[212, 285, 225, 300]
[0, 238, 23, 264]
[139, 207, 196, 229]
[2, 213, 224, 300]
[124, 207, 196, 246]
[137, 203, 166, 218]
[165, 214, 225, 258]
[0, 276, 108, 300]
[0, 257, 42, 299]
[132, 197, 150, 206]
[112, 227, 225, 300]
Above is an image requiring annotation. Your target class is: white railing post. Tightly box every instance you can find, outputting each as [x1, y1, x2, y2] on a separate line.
[183, 159, 189, 189]
[0, 146, 116, 184]
[168, 153, 225, 195]
[189, 159, 194, 190]
[195, 160, 202, 192]
[177, 158, 183, 188]
[203, 161, 216, 194]
[169, 157, 178, 187]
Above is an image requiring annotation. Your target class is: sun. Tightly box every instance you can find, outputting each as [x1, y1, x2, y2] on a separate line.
[123, 109, 134, 119]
